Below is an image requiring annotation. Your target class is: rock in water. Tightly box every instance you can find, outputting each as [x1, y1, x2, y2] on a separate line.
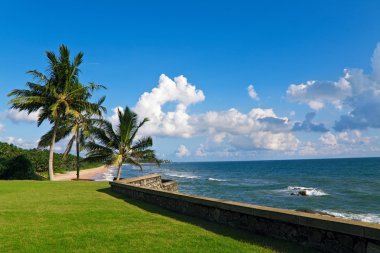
[298, 190, 307, 196]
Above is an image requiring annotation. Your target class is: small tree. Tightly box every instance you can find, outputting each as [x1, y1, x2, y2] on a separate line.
[85, 106, 159, 180]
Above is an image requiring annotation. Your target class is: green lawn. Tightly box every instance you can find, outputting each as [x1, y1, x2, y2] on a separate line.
[0, 181, 313, 253]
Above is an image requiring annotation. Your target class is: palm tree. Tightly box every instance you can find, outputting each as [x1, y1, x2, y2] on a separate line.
[38, 86, 106, 180]
[85, 106, 159, 180]
[8, 45, 103, 180]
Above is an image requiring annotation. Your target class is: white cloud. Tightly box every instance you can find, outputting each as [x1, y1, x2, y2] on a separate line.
[0, 123, 4, 132]
[287, 43, 380, 131]
[134, 74, 205, 138]
[1, 136, 37, 149]
[287, 77, 351, 110]
[176, 144, 190, 158]
[6, 109, 40, 123]
[198, 108, 299, 151]
[297, 130, 379, 157]
[319, 132, 337, 146]
[247, 84, 259, 100]
[108, 106, 124, 126]
[303, 130, 373, 156]
[123, 74, 299, 152]
[337, 130, 370, 144]
[299, 141, 317, 156]
[195, 144, 206, 157]
[104, 69, 379, 158]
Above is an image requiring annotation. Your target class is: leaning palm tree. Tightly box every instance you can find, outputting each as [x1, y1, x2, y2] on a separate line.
[85, 106, 159, 180]
[8, 45, 103, 180]
[38, 88, 106, 180]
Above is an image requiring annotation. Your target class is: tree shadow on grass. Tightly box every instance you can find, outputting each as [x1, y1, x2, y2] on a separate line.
[97, 187, 319, 253]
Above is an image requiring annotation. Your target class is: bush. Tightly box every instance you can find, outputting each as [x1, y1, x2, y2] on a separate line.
[0, 142, 83, 179]
[0, 155, 35, 180]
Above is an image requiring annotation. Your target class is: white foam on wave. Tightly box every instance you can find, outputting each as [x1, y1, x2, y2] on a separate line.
[208, 178, 227, 182]
[94, 167, 116, 181]
[320, 210, 380, 224]
[278, 186, 329, 196]
[164, 172, 200, 179]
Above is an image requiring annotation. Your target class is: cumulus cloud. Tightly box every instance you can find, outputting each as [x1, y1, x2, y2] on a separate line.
[1, 136, 37, 149]
[6, 109, 40, 123]
[195, 144, 206, 157]
[0, 123, 4, 132]
[287, 77, 351, 110]
[247, 85, 259, 100]
[297, 129, 373, 157]
[109, 74, 300, 154]
[133, 74, 300, 152]
[292, 112, 328, 132]
[287, 43, 380, 131]
[108, 106, 124, 126]
[316, 130, 371, 154]
[134, 74, 205, 138]
[319, 132, 337, 145]
[198, 108, 299, 151]
[176, 144, 190, 157]
[298, 141, 317, 156]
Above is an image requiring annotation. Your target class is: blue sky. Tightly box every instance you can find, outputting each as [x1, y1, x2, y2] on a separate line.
[1, 0, 380, 161]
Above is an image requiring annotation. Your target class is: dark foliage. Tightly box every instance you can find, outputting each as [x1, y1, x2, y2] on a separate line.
[0, 155, 35, 180]
[0, 142, 77, 179]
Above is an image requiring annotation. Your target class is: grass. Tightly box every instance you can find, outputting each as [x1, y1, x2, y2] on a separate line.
[0, 181, 314, 253]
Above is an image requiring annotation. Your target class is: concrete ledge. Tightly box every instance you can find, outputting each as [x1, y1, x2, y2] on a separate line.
[110, 179, 380, 253]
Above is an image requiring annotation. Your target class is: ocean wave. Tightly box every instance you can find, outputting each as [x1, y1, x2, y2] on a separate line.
[208, 178, 227, 182]
[164, 172, 200, 179]
[320, 210, 380, 224]
[280, 186, 329, 196]
[94, 168, 116, 181]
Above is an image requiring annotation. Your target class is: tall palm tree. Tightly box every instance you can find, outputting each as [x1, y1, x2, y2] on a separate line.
[38, 86, 106, 180]
[85, 106, 159, 180]
[8, 45, 103, 180]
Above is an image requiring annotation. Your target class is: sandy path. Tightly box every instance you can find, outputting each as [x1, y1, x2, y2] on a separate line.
[54, 165, 109, 181]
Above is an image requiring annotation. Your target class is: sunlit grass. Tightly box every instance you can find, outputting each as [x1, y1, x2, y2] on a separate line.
[0, 181, 312, 253]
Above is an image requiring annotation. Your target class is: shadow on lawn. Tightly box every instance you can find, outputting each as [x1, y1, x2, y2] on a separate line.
[97, 187, 317, 253]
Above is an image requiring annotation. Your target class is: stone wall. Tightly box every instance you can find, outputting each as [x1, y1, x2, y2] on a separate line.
[118, 174, 178, 192]
[110, 179, 380, 253]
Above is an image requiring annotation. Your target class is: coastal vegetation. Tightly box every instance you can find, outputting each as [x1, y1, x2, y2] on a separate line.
[0, 142, 101, 179]
[0, 180, 310, 253]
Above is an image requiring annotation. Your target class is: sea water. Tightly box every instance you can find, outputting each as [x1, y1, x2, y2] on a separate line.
[115, 157, 380, 223]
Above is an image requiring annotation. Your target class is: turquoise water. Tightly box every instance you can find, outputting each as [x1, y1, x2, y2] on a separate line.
[119, 158, 380, 223]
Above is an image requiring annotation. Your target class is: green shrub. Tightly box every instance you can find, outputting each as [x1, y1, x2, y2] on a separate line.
[0, 142, 78, 179]
[0, 155, 35, 180]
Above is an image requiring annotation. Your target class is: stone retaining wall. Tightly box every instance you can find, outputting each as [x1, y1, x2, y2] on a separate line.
[118, 174, 178, 192]
[110, 177, 380, 253]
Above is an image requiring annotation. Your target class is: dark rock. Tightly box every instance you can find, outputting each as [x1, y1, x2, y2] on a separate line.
[298, 190, 307, 196]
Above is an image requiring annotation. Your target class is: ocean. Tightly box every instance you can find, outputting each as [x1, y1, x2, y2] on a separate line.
[107, 157, 380, 224]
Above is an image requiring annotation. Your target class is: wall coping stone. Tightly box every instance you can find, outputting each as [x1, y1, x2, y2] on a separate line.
[118, 174, 161, 184]
[110, 180, 380, 241]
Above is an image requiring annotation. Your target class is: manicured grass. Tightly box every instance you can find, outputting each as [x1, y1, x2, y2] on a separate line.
[0, 181, 313, 253]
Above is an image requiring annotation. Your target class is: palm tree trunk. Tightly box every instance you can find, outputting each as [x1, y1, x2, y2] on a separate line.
[116, 164, 122, 180]
[48, 120, 59, 181]
[76, 131, 80, 180]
